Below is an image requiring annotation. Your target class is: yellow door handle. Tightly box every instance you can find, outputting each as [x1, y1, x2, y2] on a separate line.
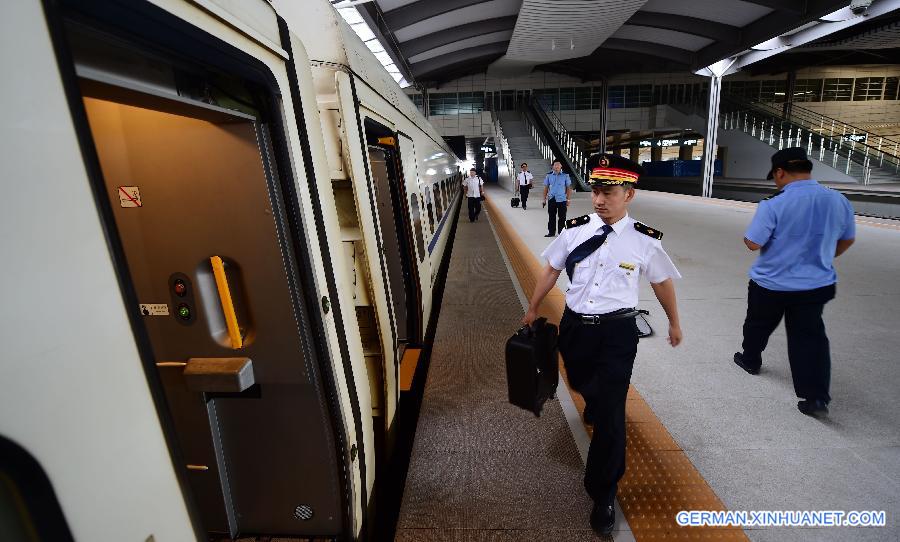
[210, 256, 243, 349]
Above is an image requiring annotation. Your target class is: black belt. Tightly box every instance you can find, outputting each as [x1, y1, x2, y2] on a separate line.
[564, 306, 641, 324]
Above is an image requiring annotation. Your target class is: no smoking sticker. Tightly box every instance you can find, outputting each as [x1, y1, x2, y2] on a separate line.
[140, 304, 169, 316]
[118, 186, 142, 207]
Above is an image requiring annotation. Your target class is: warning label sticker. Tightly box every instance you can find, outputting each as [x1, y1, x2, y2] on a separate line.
[118, 186, 142, 207]
[140, 304, 169, 316]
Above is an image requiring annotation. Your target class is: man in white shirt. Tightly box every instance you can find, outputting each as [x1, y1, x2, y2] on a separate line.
[462, 168, 485, 222]
[516, 162, 534, 210]
[522, 153, 683, 536]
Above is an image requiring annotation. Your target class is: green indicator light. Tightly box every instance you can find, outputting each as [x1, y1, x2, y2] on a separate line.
[178, 305, 191, 319]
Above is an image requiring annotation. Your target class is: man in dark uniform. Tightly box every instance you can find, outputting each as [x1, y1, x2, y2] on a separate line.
[542, 160, 572, 237]
[523, 154, 683, 536]
[734, 147, 855, 417]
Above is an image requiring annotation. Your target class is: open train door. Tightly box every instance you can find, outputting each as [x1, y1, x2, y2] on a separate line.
[79, 79, 349, 538]
[365, 123, 424, 348]
[57, 5, 355, 534]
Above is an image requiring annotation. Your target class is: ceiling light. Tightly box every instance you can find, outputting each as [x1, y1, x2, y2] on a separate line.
[336, 7, 364, 25]
[351, 23, 375, 42]
[366, 40, 385, 53]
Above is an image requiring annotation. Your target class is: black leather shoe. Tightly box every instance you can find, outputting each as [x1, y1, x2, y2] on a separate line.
[544, 233, 554, 237]
[590, 502, 614, 536]
[798, 399, 828, 417]
[733, 352, 760, 375]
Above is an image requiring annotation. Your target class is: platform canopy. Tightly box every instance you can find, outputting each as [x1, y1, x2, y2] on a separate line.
[343, 0, 900, 87]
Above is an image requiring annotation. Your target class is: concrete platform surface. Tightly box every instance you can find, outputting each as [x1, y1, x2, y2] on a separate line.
[487, 184, 900, 541]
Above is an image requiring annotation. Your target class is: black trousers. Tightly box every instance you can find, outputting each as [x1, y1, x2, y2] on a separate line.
[741, 280, 836, 402]
[518, 185, 530, 209]
[559, 309, 639, 504]
[547, 198, 568, 235]
[467, 196, 482, 222]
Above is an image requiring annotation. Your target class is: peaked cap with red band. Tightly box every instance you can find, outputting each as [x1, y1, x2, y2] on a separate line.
[586, 153, 646, 186]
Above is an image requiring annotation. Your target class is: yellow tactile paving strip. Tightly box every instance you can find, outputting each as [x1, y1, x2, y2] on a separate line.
[484, 195, 748, 541]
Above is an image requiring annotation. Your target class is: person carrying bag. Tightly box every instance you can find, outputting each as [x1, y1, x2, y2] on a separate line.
[516, 162, 534, 210]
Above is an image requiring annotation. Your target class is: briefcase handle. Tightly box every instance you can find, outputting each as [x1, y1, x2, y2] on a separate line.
[516, 317, 547, 337]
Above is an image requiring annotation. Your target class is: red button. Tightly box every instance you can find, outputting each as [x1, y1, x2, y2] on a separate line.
[174, 280, 187, 296]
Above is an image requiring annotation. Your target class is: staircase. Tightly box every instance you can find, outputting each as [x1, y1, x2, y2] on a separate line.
[720, 96, 900, 185]
[498, 110, 554, 180]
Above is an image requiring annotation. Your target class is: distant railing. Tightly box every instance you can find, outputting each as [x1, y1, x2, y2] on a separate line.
[720, 96, 900, 184]
[491, 109, 515, 191]
[531, 99, 588, 181]
[521, 106, 554, 165]
[777, 101, 900, 163]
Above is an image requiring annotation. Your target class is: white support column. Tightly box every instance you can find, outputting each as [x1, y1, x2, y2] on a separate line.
[701, 73, 723, 199]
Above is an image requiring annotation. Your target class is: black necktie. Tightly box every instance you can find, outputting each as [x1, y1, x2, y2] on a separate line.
[565, 225, 613, 281]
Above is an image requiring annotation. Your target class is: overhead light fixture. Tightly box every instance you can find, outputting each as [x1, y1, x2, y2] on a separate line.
[332, 0, 375, 8]
[697, 0, 900, 76]
[335, 3, 412, 90]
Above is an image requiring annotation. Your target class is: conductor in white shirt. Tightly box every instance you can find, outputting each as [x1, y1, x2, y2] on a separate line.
[462, 168, 485, 222]
[516, 162, 534, 210]
[522, 153, 683, 536]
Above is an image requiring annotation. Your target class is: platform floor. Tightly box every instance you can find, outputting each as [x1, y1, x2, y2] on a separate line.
[485, 184, 900, 541]
[395, 202, 630, 541]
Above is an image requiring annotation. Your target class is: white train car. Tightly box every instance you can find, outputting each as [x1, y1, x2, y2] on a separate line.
[0, 0, 461, 540]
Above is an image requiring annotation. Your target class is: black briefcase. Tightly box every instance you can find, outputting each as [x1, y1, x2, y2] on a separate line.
[505, 317, 559, 416]
[511, 196, 520, 207]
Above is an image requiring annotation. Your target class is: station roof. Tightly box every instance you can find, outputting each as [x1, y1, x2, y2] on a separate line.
[350, 0, 899, 87]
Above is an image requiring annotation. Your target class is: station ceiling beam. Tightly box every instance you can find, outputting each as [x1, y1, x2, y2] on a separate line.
[411, 42, 510, 77]
[602, 38, 695, 65]
[416, 53, 507, 83]
[383, 0, 486, 30]
[693, 0, 849, 70]
[740, 0, 805, 14]
[400, 16, 517, 58]
[627, 12, 741, 44]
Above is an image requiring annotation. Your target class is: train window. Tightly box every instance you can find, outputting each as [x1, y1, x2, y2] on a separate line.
[424, 186, 435, 234]
[433, 182, 443, 220]
[408, 192, 426, 260]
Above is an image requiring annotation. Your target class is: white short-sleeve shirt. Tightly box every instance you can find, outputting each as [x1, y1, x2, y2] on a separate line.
[517, 171, 534, 185]
[463, 176, 484, 197]
[540, 213, 681, 314]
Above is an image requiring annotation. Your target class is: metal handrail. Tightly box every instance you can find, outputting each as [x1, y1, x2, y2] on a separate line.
[532, 98, 588, 180]
[785, 102, 900, 153]
[721, 96, 900, 184]
[724, 95, 900, 168]
[491, 109, 515, 191]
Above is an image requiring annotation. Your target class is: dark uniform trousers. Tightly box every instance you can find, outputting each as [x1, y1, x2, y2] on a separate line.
[519, 184, 530, 209]
[741, 279, 836, 402]
[467, 196, 482, 222]
[559, 309, 639, 504]
[547, 198, 568, 235]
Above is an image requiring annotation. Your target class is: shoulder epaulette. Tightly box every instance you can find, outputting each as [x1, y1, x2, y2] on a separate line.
[565, 214, 591, 229]
[763, 190, 784, 200]
[634, 221, 663, 240]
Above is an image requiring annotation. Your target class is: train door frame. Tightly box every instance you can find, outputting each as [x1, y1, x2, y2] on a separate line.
[364, 121, 424, 348]
[39, 0, 358, 538]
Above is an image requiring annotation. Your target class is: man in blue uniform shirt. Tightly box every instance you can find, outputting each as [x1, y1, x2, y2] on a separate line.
[542, 159, 572, 237]
[734, 147, 856, 417]
[524, 154, 682, 536]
